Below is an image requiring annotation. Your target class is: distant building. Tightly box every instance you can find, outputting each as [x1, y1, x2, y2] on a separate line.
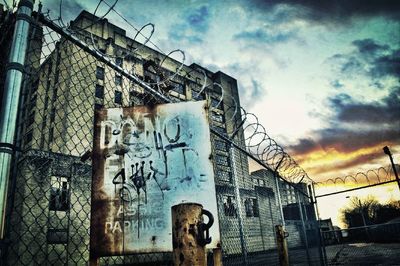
[250, 169, 317, 248]
[320, 218, 341, 245]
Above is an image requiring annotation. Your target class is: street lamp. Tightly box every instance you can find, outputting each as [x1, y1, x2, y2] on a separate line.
[383, 146, 400, 191]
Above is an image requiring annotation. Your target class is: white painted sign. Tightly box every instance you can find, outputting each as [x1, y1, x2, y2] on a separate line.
[90, 101, 220, 256]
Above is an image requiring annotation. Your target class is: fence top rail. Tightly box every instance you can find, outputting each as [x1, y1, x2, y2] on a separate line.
[322, 221, 400, 233]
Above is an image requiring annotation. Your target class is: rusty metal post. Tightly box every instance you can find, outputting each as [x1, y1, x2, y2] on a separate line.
[275, 225, 289, 266]
[171, 203, 214, 266]
[89, 257, 99, 266]
[213, 247, 223, 266]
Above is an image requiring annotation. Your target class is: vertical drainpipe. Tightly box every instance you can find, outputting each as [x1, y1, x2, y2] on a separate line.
[0, 0, 33, 239]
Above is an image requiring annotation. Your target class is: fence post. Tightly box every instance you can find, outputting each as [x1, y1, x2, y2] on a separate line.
[228, 145, 248, 265]
[171, 203, 214, 266]
[0, 0, 34, 239]
[296, 190, 311, 264]
[311, 183, 327, 266]
[213, 247, 223, 266]
[275, 225, 289, 266]
[274, 158, 285, 227]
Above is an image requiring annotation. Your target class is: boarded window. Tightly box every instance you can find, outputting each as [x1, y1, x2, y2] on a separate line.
[223, 195, 237, 217]
[96, 66, 104, 80]
[47, 229, 68, 244]
[49, 176, 69, 211]
[115, 90, 122, 104]
[115, 75, 122, 86]
[116, 57, 123, 67]
[95, 84, 104, 98]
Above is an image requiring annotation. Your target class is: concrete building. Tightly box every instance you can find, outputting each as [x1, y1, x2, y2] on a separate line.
[5, 10, 312, 264]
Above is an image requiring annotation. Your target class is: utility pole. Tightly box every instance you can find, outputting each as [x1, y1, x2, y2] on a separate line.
[383, 146, 400, 191]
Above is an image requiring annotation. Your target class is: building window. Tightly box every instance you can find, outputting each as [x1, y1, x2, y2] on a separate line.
[253, 178, 259, 186]
[211, 112, 224, 123]
[216, 168, 232, 183]
[49, 176, 69, 211]
[115, 75, 122, 86]
[244, 198, 259, 217]
[95, 84, 104, 99]
[211, 98, 223, 109]
[213, 124, 226, 134]
[116, 57, 123, 67]
[215, 154, 229, 166]
[170, 82, 184, 95]
[214, 139, 228, 152]
[252, 198, 259, 217]
[115, 90, 122, 104]
[245, 198, 252, 217]
[223, 195, 237, 217]
[96, 66, 104, 80]
[47, 228, 68, 244]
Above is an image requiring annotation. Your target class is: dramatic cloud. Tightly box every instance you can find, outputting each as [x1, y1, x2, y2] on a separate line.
[288, 138, 320, 155]
[290, 86, 400, 157]
[249, 0, 400, 23]
[235, 78, 267, 107]
[330, 88, 400, 124]
[168, 5, 210, 44]
[329, 38, 400, 80]
[310, 150, 385, 176]
[352, 39, 390, 55]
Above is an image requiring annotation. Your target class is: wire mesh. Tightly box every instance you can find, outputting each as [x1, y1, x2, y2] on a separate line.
[322, 223, 400, 265]
[0, 4, 325, 266]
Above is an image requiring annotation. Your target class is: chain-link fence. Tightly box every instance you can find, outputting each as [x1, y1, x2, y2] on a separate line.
[322, 222, 400, 265]
[314, 165, 400, 266]
[0, 3, 325, 265]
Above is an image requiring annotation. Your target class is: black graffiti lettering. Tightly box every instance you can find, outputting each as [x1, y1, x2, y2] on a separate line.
[149, 161, 169, 199]
[164, 142, 187, 150]
[112, 168, 126, 185]
[154, 130, 168, 178]
[130, 162, 148, 204]
[164, 117, 181, 143]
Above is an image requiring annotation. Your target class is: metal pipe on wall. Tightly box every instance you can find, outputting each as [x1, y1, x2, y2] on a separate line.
[0, 0, 33, 239]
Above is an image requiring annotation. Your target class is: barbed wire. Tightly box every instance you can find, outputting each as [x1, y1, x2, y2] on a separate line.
[314, 165, 398, 188]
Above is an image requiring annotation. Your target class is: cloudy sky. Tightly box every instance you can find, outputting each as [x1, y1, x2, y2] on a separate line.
[7, 1, 399, 184]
